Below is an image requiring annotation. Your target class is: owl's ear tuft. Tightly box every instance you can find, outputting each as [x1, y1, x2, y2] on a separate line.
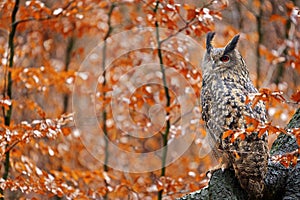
[224, 34, 240, 55]
[206, 32, 215, 54]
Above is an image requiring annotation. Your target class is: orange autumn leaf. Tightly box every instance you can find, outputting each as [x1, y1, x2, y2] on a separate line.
[165, 104, 180, 113]
[222, 130, 234, 139]
[258, 126, 268, 138]
[244, 115, 260, 128]
[186, 9, 196, 20]
[0, 98, 12, 110]
[250, 88, 286, 107]
[183, 4, 195, 11]
[61, 127, 72, 136]
[285, 1, 295, 9]
[267, 123, 286, 135]
[230, 131, 246, 143]
[145, 97, 155, 105]
[291, 90, 300, 103]
[99, 1, 109, 8]
[272, 150, 299, 168]
[269, 14, 287, 24]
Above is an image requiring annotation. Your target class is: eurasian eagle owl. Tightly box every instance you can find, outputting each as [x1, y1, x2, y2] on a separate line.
[201, 32, 268, 199]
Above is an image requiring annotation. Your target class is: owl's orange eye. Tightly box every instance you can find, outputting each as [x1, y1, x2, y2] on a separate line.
[220, 55, 230, 62]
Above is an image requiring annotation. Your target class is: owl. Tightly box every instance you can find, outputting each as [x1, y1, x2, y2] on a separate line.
[200, 32, 269, 199]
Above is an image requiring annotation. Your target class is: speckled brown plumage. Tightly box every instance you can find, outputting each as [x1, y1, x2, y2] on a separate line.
[201, 32, 269, 199]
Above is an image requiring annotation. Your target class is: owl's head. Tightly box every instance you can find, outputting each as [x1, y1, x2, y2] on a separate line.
[202, 32, 246, 77]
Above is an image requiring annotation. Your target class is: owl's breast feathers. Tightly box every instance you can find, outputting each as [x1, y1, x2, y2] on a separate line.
[202, 71, 267, 136]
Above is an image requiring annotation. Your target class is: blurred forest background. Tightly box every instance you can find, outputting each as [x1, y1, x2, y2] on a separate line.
[0, 0, 299, 199]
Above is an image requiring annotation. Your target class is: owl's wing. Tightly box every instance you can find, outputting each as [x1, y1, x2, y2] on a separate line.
[201, 80, 223, 158]
[201, 126, 223, 163]
[244, 101, 267, 123]
[201, 80, 211, 123]
[244, 82, 268, 123]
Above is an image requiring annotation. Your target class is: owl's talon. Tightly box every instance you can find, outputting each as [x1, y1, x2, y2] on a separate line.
[206, 162, 229, 178]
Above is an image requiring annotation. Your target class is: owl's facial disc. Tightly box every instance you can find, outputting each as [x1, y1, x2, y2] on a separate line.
[210, 48, 231, 70]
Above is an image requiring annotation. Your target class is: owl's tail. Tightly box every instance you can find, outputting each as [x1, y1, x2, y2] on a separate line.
[231, 139, 269, 199]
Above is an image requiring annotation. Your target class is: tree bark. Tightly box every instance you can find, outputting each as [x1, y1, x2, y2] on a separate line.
[178, 108, 300, 200]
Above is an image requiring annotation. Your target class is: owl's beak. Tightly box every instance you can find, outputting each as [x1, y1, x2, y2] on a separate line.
[212, 61, 223, 70]
[212, 61, 217, 69]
